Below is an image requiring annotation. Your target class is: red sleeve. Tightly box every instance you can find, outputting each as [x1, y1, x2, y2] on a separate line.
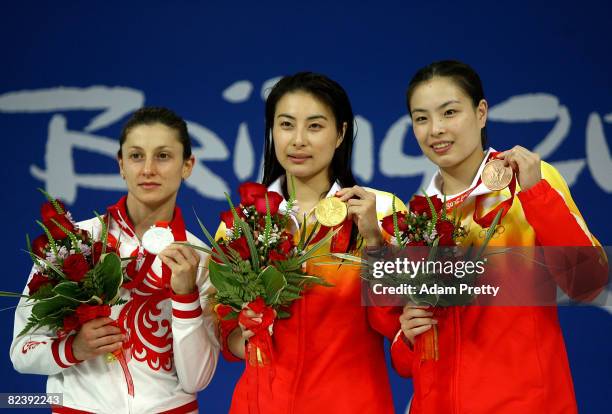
[215, 304, 242, 362]
[390, 330, 414, 378]
[518, 179, 608, 300]
[367, 306, 401, 340]
[518, 179, 592, 246]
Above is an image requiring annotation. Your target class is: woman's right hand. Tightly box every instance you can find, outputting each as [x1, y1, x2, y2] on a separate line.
[399, 305, 437, 346]
[72, 317, 126, 361]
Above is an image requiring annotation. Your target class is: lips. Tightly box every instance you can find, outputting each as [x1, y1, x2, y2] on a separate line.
[139, 182, 161, 189]
[287, 154, 311, 164]
[430, 141, 453, 154]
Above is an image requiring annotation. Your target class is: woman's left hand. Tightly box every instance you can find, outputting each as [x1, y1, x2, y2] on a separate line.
[497, 145, 542, 191]
[158, 244, 200, 295]
[336, 186, 383, 247]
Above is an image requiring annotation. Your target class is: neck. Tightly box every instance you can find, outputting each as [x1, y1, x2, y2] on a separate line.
[125, 195, 176, 239]
[440, 149, 486, 195]
[287, 172, 332, 216]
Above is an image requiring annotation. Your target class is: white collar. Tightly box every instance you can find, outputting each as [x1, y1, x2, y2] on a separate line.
[269, 176, 342, 228]
[425, 147, 496, 199]
[268, 176, 342, 200]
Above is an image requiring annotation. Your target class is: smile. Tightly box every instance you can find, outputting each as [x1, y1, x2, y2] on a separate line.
[431, 142, 452, 154]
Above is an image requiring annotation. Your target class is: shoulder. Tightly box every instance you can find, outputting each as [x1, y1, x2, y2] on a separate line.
[363, 187, 408, 217]
[539, 161, 571, 193]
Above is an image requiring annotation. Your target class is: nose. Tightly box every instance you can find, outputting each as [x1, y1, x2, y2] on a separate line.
[142, 157, 156, 177]
[431, 118, 446, 137]
[292, 126, 307, 147]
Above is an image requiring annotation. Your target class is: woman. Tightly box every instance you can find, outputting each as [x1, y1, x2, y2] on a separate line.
[217, 72, 405, 413]
[11, 107, 219, 413]
[391, 60, 608, 413]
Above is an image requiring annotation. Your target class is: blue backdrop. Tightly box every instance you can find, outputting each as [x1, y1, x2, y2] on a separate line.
[1, 1, 610, 413]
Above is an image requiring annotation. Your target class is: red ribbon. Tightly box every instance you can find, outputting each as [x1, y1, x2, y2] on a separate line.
[240, 297, 276, 414]
[308, 218, 354, 253]
[444, 151, 517, 229]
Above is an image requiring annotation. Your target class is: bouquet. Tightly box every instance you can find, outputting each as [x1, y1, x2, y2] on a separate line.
[381, 192, 502, 360]
[337, 192, 502, 361]
[193, 181, 335, 367]
[1, 190, 132, 393]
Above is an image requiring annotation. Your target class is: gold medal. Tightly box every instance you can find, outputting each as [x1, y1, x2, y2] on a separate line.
[314, 197, 347, 227]
[481, 159, 513, 191]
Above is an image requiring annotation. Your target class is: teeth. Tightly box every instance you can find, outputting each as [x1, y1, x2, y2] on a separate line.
[432, 142, 451, 149]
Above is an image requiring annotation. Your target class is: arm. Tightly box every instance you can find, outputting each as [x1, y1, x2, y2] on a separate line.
[518, 162, 608, 300]
[161, 241, 220, 394]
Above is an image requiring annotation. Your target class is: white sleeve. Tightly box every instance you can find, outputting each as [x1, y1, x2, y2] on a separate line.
[10, 266, 81, 375]
[171, 245, 220, 394]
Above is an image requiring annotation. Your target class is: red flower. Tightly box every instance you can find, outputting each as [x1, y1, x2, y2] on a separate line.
[31, 234, 49, 258]
[381, 212, 409, 235]
[229, 237, 251, 260]
[91, 241, 118, 265]
[62, 314, 80, 332]
[62, 253, 90, 282]
[239, 182, 268, 206]
[408, 240, 427, 246]
[43, 214, 75, 240]
[220, 210, 235, 228]
[41, 200, 66, 221]
[409, 195, 444, 218]
[269, 250, 287, 262]
[435, 220, 456, 246]
[27, 273, 52, 295]
[254, 191, 284, 215]
[278, 237, 293, 255]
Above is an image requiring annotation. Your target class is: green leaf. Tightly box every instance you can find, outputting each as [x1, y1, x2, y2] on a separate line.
[259, 265, 287, 304]
[237, 219, 259, 271]
[474, 209, 504, 260]
[31, 296, 76, 319]
[208, 261, 241, 292]
[94, 252, 123, 303]
[52, 282, 87, 301]
[276, 309, 291, 319]
[193, 210, 230, 264]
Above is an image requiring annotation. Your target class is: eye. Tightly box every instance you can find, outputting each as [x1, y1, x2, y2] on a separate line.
[129, 152, 143, 161]
[280, 120, 293, 128]
[444, 109, 457, 117]
[157, 152, 171, 160]
[414, 116, 427, 123]
[309, 123, 323, 130]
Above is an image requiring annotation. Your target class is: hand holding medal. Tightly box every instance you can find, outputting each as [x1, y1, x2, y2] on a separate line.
[334, 186, 383, 247]
[145, 223, 200, 295]
[495, 145, 542, 191]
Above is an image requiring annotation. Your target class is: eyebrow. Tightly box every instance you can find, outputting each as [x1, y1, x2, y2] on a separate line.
[126, 145, 174, 151]
[277, 114, 329, 121]
[411, 100, 461, 113]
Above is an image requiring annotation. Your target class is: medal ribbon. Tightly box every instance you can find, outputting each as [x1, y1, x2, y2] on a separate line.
[444, 151, 517, 229]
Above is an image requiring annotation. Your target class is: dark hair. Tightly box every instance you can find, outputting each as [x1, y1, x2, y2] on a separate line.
[406, 60, 488, 149]
[261, 72, 357, 192]
[117, 107, 192, 159]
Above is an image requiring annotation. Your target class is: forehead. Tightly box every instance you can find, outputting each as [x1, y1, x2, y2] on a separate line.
[410, 77, 470, 109]
[123, 123, 182, 149]
[275, 91, 334, 118]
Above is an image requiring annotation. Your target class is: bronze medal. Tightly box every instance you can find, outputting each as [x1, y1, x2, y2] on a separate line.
[481, 159, 513, 191]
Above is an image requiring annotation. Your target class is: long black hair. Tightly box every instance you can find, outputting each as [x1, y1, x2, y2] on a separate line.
[406, 60, 488, 149]
[261, 72, 357, 194]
